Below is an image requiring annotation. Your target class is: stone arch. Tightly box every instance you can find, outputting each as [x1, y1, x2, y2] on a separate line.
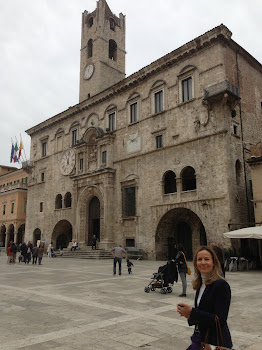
[33, 228, 41, 246]
[7, 224, 14, 244]
[0, 224, 6, 247]
[55, 194, 63, 209]
[17, 224, 25, 244]
[155, 207, 205, 260]
[109, 39, 117, 60]
[51, 220, 73, 250]
[64, 192, 72, 208]
[77, 186, 104, 246]
[181, 166, 196, 191]
[163, 170, 177, 194]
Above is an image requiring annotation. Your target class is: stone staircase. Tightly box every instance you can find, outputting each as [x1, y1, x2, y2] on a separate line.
[56, 247, 113, 260]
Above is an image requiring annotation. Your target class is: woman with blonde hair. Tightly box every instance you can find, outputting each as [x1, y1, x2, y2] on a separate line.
[177, 246, 233, 349]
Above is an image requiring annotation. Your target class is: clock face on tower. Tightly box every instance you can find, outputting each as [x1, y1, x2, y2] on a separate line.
[60, 149, 76, 175]
[84, 64, 94, 80]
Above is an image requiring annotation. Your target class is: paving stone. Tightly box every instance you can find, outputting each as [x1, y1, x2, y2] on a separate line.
[0, 256, 261, 350]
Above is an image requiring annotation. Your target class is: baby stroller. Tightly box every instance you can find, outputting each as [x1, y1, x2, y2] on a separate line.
[144, 261, 178, 294]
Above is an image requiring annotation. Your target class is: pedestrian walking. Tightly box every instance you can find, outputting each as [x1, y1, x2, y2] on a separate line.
[38, 243, 45, 265]
[126, 258, 134, 274]
[32, 245, 39, 264]
[6, 243, 12, 264]
[10, 241, 17, 264]
[175, 244, 188, 297]
[47, 242, 53, 258]
[91, 234, 98, 250]
[111, 245, 126, 275]
[177, 245, 233, 349]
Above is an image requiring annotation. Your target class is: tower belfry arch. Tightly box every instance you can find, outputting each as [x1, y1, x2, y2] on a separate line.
[79, 0, 126, 102]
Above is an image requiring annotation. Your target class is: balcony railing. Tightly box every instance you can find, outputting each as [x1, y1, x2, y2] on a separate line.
[0, 183, 28, 193]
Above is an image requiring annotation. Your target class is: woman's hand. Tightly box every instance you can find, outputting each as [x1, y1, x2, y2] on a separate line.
[177, 303, 192, 319]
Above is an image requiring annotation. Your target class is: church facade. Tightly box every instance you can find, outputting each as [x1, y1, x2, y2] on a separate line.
[25, 0, 262, 259]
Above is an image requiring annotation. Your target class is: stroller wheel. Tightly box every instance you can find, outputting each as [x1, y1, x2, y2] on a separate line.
[144, 287, 150, 293]
[160, 288, 167, 294]
[151, 286, 155, 291]
[167, 287, 173, 293]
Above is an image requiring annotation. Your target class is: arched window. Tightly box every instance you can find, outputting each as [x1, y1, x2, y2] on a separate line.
[55, 194, 62, 209]
[235, 160, 241, 186]
[109, 40, 117, 61]
[109, 18, 115, 31]
[88, 39, 93, 58]
[164, 171, 177, 194]
[182, 166, 196, 191]
[88, 17, 93, 28]
[64, 192, 72, 208]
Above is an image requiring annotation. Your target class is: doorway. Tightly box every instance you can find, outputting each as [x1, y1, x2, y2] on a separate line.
[88, 196, 100, 245]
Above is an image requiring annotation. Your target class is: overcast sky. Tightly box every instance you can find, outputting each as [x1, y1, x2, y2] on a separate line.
[1, 0, 262, 167]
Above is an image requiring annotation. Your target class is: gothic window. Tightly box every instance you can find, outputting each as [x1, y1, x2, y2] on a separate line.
[109, 18, 115, 31]
[64, 192, 72, 208]
[41, 172, 45, 182]
[164, 171, 177, 194]
[122, 186, 136, 217]
[55, 194, 62, 209]
[182, 166, 196, 191]
[109, 40, 117, 61]
[182, 77, 192, 102]
[155, 90, 163, 113]
[88, 39, 93, 58]
[88, 17, 93, 28]
[40, 202, 43, 212]
[3, 204, 6, 215]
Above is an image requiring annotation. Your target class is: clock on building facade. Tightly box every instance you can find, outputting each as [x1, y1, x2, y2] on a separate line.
[60, 149, 76, 175]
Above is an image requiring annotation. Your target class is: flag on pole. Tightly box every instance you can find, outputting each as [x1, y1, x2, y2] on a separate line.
[10, 143, 14, 163]
[18, 139, 23, 159]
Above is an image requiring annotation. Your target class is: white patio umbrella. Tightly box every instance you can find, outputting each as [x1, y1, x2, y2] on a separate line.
[223, 226, 262, 263]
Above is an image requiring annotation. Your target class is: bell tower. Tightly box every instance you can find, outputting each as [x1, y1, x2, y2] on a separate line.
[79, 0, 126, 103]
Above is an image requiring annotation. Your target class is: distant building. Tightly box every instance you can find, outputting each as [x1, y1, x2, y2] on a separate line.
[24, 0, 262, 259]
[0, 166, 28, 246]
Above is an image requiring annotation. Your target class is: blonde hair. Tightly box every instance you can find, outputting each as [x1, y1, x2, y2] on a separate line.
[192, 245, 225, 290]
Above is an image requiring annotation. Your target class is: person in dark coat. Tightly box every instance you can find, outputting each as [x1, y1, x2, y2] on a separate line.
[10, 241, 17, 264]
[174, 244, 188, 297]
[91, 234, 98, 250]
[177, 246, 233, 349]
[20, 242, 27, 263]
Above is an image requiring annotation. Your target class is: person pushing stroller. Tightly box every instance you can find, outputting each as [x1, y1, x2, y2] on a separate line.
[126, 258, 134, 274]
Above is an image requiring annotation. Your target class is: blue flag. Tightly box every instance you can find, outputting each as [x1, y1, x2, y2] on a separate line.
[10, 143, 14, 163]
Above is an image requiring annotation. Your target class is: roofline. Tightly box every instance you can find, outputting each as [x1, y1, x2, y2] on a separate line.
[25, 23, 262, 136]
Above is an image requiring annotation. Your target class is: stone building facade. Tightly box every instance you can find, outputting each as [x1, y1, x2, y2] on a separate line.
[0, 166, 28, 247]
[25, 0, 262, 259]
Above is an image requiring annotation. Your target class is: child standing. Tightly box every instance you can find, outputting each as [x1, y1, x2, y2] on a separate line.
[126, 258, 134, 274]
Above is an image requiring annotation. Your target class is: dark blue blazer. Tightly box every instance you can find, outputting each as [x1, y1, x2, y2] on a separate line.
[188, 278, 233, 348]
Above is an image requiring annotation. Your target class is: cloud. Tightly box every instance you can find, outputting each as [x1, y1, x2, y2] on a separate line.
[1, 0, 262, 166]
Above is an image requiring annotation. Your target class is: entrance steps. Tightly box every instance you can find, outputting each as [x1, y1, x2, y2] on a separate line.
[56, 247, 113, 260]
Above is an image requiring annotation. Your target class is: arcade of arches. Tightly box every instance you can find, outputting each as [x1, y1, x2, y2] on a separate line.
[0, 223, 25, 246]
[155, 207, 207, 260]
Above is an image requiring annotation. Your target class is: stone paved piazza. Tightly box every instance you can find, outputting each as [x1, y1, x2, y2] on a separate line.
[0, 255, 261, 350]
